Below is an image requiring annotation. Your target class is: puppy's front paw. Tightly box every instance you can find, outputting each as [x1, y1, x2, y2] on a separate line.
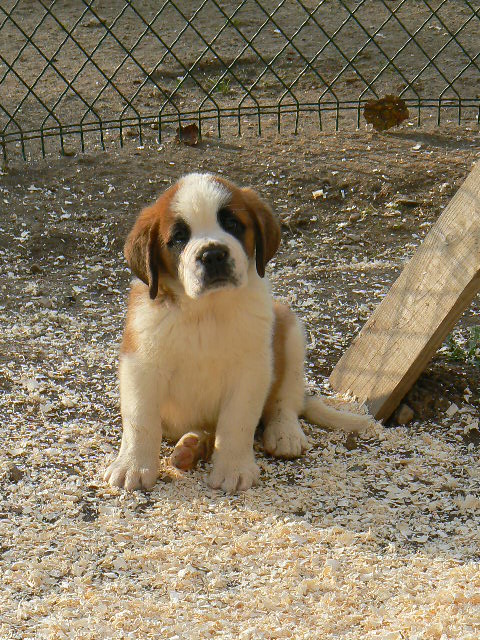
[104, 454, 159, 491]
[208, 454, 260, 493]
[263, 416, 308, 459]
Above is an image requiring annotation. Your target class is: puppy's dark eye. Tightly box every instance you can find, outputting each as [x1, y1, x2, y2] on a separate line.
[218, 207, 244, 237]
[168, 221, 190, 247]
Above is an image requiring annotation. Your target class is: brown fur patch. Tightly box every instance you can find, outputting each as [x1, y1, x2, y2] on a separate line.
[121, 283, 145, 354]
[214, 177, 280, 273]
[214, 177, 256, 259]
[124, 183, 179, 299]
[263, 302, 296, 421]
[240, 187, 281, 277]
[154, 186, 179, 252]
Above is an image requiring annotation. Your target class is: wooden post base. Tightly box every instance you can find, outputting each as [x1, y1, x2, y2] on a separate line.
[329, 161, 480, 421]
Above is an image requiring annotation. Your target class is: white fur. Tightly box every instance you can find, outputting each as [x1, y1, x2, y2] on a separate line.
[171, 173, 230, 225]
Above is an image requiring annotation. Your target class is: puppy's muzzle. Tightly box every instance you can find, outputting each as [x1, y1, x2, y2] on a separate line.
[197, 244, 234, 287]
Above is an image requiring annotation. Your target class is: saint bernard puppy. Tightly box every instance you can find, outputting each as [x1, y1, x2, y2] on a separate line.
[104, 173, 371, 493]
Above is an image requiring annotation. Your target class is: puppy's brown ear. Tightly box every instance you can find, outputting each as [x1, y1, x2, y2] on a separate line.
[241, 187, 281, 277]
[124, 206, 163, 299]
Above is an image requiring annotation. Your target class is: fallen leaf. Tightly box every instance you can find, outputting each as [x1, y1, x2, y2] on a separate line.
[176, 123, 201, 146]
[364, 95, 409, 131]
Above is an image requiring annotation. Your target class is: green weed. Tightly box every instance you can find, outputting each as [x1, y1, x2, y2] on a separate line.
[208, 77, 233, 95]
[445, 326, 480, 365]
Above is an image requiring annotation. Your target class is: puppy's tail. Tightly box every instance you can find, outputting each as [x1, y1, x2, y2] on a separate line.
[302, 395, 371, 433]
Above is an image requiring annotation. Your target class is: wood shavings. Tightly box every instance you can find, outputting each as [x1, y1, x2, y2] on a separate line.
[446, 403, 459, 417]
[1, 130, 479, 640]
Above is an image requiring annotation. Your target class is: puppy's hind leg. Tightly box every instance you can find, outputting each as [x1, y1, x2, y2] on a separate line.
[170, 431, 214, 471]
[262, 304, 308, 459]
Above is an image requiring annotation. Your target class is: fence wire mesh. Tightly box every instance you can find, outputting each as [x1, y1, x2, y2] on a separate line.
[1, 0, 479, 160]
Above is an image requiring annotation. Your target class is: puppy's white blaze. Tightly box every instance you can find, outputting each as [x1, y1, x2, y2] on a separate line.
[172, 173, 230, 230]
[173, 174, 250, 298]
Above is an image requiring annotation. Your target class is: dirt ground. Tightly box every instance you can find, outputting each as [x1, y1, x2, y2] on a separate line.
[0, 124, 479, 639]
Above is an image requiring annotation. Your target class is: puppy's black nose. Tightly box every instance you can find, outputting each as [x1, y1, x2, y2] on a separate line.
[198, 245, 229, 267]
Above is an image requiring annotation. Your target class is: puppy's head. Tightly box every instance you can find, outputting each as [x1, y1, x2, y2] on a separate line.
[124, 173, 281, 299]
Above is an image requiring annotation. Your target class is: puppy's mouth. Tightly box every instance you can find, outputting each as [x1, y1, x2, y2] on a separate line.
[203, 274, 238, 290]
[201, 254, 238, 291]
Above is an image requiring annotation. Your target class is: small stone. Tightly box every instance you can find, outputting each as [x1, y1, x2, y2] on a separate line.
[424, 622, 443, 639]
[61, 147, 76, 157]
[396, 403, 414, 425]
[10, 504, 23, 514]
[38, 296, 54, 309]
[348, 212, 361, 222]
[345, 434, 358, 450]
[342, 233, 362, 244]
[30, 263, 43, 274]
[383, 208, 401, 217]
[83, 17, 104, 28]
[395, 196, 421, 207]
[7, 463, 24, 483]
[389, 221, 407, 230]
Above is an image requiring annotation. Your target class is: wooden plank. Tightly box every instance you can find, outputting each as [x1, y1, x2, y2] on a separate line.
[329, 161, 480, 421]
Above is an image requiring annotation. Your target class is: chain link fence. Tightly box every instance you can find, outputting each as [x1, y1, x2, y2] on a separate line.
[1, 0, 479, 160]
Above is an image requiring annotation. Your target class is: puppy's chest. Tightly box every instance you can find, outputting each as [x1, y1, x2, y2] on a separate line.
[157, 312, 265, 376]
[152, 310, 271, 434]
[132, 290, 274, 387]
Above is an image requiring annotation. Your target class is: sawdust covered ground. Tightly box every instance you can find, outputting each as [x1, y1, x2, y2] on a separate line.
[1, 124, 479, 639]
